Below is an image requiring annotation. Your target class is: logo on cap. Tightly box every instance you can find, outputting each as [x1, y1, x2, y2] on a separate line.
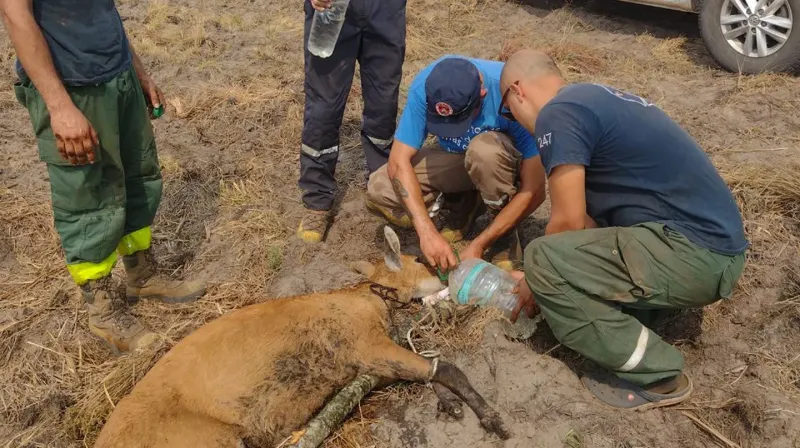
[435, 102, 454, 117]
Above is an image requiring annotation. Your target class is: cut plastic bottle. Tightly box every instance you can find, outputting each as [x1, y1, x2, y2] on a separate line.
[307, 0, 350, 58]
[448, 259, 541, 339]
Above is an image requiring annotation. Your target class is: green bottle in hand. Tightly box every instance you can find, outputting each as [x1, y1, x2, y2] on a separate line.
[150, 104, 165, 120]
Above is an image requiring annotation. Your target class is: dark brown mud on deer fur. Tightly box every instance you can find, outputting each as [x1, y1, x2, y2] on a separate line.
[241, 320, 362, 444]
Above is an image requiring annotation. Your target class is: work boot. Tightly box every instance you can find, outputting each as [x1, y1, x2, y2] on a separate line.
[440, 191, 485, 243]
[82, 276, 160, 353]
[296, 209, 330, 244]
[490, 228, 523, 271]
[365, 198, 413, 229]
[485, 208, 523, 271]
[124, 249, 206, 303]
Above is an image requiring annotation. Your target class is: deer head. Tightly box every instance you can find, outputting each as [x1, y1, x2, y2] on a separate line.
[351, 226, 446, 302]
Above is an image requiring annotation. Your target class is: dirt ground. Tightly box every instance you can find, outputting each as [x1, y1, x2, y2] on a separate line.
[1, 0, 800, 447]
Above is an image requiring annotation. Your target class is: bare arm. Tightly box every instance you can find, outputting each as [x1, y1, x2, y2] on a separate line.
[2, 0, 68, 112]
[1, 0, 98, 164]
[545, 164, 594, 235]
[129, 43, 164, 110]
[387, 142, 432, 231]
[465, 155, 546, 257]
[387, 141, 458, 270]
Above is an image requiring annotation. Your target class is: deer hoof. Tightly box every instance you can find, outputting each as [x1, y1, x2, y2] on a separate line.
[480, 413, 510, 440]
[436, 396, 464, 420]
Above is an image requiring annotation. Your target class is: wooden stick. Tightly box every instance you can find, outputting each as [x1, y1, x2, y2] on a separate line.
[680, 411, 740, 448]
[286, 374, 380, 448]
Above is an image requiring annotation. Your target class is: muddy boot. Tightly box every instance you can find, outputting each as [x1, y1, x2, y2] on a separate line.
[485, 208, 523, 271]
[124, 249, 206, 303]
[440, 191, 485, 243]
[82, 276, 160, 353]
[296, 208, 330, 244]
[365, 198, 413, 229]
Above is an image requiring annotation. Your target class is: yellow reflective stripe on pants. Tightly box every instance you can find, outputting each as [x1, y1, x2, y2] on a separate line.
[67, 251, 117, 286]
[117, 226, 153, 256]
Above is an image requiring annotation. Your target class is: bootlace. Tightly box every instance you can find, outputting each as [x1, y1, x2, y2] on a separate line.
[303, 210, 328, 232]
[109, 296, 138, 331]
[94, 277, 138, 331]
[139, 250, 158, 280]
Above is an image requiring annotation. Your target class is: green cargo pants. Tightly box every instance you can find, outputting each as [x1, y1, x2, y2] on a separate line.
[523, 222, 745, 387]
[14, 67, 163, 285]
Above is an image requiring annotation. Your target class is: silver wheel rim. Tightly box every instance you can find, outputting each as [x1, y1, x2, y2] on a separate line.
[720, 0, 793, 58]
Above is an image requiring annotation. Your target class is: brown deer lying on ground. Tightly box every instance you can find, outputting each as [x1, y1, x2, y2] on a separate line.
[95, 227, 509, 447]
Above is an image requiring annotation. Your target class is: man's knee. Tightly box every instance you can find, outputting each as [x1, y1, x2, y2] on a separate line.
[366, 166, 397, 207]
[464, 132, 507, 168]
[366, 167, 413, 228]
[464, 132, 518, 208]
[523, 236, 569, 296]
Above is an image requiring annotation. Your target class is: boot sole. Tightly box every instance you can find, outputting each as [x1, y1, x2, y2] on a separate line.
[127, 288, 206, 304]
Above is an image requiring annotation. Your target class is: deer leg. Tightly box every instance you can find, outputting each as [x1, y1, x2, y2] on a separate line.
[432, 362, 510, 440]
[362, 342, 508, 439]
[432, 382, 464, 421]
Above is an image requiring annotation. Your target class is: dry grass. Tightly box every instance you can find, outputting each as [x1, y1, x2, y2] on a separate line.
[1, 0, 800, 446]
[723, 162, 800, 291]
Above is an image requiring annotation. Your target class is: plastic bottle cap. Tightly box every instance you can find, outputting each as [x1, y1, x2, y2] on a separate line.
[152, 105, 164, 119]
[436, 250, 461, 283]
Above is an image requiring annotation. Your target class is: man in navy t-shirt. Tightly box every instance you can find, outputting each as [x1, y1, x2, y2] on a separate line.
[367, 55, 547, 272]
[499, 50, 747, 410]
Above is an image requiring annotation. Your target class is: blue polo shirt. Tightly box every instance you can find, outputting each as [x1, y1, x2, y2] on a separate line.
[16, 0, 132, 86]
[395, 55, 539, 160]
[534, 83, 748, 255]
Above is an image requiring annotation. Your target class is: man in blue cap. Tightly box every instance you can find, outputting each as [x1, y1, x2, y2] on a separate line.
[366, 55, 547, 271]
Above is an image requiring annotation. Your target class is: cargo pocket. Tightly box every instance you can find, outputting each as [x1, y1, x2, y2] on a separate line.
[617, 231, 665, 301]
[571, 229, 645, 304]
[52, 205, 125, 265]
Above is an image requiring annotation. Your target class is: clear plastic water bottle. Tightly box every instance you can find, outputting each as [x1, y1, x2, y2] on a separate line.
[307, 0, 350, 58]
[448, 259, 541, 339]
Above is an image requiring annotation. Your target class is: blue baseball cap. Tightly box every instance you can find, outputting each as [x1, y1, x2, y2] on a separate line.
[425, 58, 482, 139]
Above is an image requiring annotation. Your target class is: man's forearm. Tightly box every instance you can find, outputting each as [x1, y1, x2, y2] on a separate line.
[388, 161, 436, 234]
[129, 43, 148, 80]
[473, 189, 541, 249]
[545, 213, 595, 235]
[2, 2, 71, 112]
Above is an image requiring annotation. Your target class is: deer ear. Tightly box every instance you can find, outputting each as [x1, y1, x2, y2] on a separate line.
[383, 226, 403, 272]
[351, 261, 376, 279]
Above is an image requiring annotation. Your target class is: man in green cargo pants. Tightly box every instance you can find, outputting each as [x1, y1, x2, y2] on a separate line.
[499, 50, 747, 410]
[2, 0, 205, 353]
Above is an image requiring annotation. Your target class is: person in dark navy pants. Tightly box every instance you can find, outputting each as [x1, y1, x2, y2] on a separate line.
[297, 0, 406, 244]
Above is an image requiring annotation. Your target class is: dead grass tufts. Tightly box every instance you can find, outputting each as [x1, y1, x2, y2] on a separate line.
[721, 162, 800, 290]
[545, 8, 594, 35]
[497, 37, 608, 76]
[544, 41, 608, 76]
[651, 37, 698, 75]
[323, 401, 385, 448]
[65, 341, 171, 445]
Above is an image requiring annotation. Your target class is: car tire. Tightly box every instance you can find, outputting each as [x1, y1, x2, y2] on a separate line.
[699, 0, 800, 73]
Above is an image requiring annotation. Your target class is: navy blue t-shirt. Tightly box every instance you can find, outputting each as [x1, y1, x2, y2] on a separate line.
[534, 83, 747, 255]
[16, 0, 132, 86]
